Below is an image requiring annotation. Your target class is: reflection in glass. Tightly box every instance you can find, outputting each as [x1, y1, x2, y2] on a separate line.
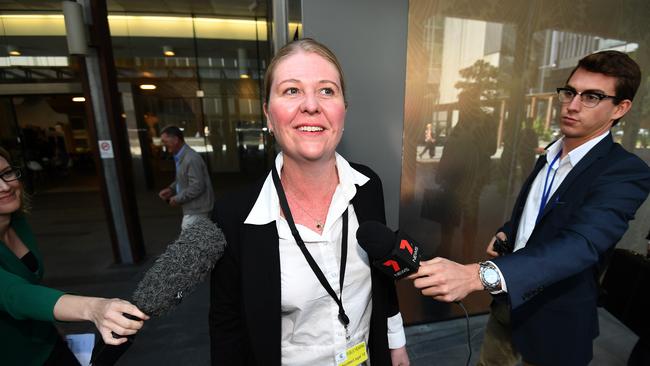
[401, 0, 650, 324]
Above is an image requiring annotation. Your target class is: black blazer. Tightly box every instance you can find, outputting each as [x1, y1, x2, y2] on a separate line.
[493, 134, 650, 366]
[209, 162, 399, 366]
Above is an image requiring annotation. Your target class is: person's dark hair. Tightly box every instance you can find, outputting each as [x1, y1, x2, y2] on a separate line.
[160, 125, 184, 140]
[566, 51, 641, 126]
[567, 50, 641, 102]
[0, 147, 30, 214]
[264, 38, 347, 107]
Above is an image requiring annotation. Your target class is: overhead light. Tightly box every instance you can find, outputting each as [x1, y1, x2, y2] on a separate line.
[163, 45, 175, 57]
[72, 96, 85, 102]
[140, 84, 157, 90]
[7, 45, 21, 56]
[237, 48, 248, 79]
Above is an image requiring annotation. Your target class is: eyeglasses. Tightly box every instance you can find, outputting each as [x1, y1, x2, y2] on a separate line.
[0, 167, 22, 183]
[556, 87, 618, 108]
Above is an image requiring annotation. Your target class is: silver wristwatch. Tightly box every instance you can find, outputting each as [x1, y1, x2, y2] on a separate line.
[479, 261, 501, 292]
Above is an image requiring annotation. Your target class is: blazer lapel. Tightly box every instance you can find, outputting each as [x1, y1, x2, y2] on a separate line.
[538, 134, 613, 220]
[240, 222, 282, 365]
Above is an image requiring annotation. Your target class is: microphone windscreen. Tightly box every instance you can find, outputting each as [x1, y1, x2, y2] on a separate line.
[132, 216, 226, 317]
[356, 220, 395, 260]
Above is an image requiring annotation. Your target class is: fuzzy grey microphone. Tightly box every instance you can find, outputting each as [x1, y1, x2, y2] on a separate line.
[90, 216, 226, 365]
[131, 216, 226, 316]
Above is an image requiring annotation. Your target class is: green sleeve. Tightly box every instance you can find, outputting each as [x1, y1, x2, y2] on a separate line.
[0, 266, 64, 322]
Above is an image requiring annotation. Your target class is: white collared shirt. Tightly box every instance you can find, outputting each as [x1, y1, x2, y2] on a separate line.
[495, 131, 610, 293]
[245, 152, 406, 365]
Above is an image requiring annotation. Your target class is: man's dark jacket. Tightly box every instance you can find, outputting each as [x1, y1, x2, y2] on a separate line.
[493, 134, 650, 365]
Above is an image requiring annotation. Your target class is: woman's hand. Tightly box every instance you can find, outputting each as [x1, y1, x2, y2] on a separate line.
[53, 295, 149, 345]
[87, 298, 149, 345]
[390, 346, 410, 366]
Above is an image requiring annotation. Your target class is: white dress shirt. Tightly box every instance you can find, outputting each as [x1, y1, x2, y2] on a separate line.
[244, 152, 406, 365]
[495, 131, 610, 293]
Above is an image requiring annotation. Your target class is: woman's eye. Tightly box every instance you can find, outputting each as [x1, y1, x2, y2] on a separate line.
[320, 88, 334, 96]
[283, 87, 299, 95]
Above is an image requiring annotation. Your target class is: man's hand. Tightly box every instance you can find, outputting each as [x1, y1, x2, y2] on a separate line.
[390, 346, 410, 366]
[408, 258, 483, 302]
[168, 196, 178, 207]
[486, 231, 507, 258]
[158, 187, 173, 201]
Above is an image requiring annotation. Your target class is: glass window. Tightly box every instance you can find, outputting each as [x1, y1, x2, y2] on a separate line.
[400, 0, 650, 323]
[108, 13, 273, 193]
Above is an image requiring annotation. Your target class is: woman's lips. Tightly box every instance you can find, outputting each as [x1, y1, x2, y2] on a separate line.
[0, 193, 17, 204]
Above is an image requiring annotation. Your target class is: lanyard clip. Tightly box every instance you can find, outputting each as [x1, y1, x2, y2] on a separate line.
[338, 312, 350, 326]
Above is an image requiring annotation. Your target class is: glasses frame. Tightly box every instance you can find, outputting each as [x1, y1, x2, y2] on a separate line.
[0, 167, 22, 183]
[556, 87, 619, 108]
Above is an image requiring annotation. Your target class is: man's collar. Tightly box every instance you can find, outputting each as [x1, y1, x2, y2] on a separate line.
[174, 144, 187, 161]
[546, 130, 610, 166]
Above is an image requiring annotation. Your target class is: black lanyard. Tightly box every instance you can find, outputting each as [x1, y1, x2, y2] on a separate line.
[271, 164, 350, 329]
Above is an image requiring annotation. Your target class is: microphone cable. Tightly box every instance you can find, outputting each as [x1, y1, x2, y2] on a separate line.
[455, 300, 472, 366]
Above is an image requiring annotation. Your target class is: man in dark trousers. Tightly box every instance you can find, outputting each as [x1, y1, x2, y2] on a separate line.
[409, 50, 650, 366]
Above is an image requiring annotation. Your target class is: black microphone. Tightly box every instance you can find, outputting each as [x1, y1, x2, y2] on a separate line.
[90, 216, 227, 365]
[356, 220, 421, 280]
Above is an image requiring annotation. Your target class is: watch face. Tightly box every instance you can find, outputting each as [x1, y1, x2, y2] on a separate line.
[484, 268, 499, 285]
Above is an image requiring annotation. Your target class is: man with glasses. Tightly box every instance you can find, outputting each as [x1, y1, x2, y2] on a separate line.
[409, 50, 650, 365]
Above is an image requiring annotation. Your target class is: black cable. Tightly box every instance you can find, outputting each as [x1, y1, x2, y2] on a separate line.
[456, 300, 472, 366]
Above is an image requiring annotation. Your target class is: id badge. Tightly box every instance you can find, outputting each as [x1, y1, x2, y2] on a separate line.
[335, 341, 368, 366]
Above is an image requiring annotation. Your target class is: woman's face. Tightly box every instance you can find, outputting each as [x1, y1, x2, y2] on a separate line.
[264, 51, 346, 164]
[0, 157, 22, 215]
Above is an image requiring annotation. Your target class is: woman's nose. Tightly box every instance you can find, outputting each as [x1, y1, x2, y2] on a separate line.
[300, 93, 320, 113]
[0, 179, 10, 191]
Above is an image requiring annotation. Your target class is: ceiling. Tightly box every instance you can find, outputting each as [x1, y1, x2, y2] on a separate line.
[0, 0, 273, 17]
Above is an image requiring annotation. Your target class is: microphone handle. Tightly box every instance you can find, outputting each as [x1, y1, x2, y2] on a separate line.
[90, 338, 134, 366]
[90, 313, 141, 366]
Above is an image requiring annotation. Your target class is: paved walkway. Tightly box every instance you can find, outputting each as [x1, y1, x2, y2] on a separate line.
[31, 191, 637, 365]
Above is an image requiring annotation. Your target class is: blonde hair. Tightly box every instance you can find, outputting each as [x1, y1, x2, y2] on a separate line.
[0, 147, 30, 214]
[264, 38, 347, 107]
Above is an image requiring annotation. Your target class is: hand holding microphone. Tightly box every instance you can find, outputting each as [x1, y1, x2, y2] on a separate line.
[356, 220, 482, 303]
[356, 220, 422, 279]
[357, 221, 478, 366]
[90, 216, 227, 365]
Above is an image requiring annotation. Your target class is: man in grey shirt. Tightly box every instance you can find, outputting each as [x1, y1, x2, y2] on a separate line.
[158, 125, 215, 229]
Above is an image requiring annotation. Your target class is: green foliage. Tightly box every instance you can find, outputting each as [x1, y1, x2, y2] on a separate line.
[454, 59, 500, 101]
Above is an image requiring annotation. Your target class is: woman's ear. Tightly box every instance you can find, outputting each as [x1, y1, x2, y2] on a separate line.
[263, 103, 273, 134]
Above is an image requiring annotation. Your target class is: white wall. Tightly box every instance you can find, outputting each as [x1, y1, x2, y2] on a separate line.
[302, 0, 408, 228]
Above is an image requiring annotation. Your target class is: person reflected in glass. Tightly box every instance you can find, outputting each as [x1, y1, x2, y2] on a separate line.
[517, 117, 542, 181]
[435, 89, 497, 259]
[209, 38, 409, 366]
[0, 147, 149, 366]
[418, 123, 437, 159]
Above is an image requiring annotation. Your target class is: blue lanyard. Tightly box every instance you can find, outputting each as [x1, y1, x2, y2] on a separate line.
[536, 151, 562, 223]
